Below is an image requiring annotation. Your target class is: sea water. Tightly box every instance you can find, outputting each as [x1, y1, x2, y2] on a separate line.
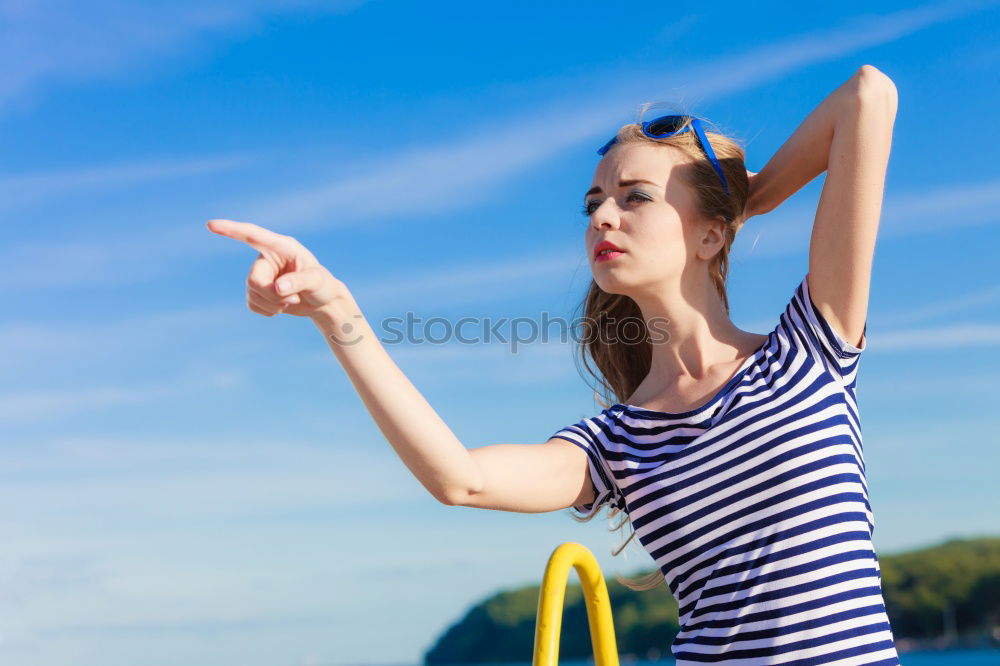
[544, 652, 1000, 666]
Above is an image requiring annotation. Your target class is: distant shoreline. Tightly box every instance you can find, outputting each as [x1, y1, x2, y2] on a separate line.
[894, 633, 1000, 653]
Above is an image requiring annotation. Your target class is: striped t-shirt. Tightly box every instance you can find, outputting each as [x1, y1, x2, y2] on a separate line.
[551, 273, 899, 665]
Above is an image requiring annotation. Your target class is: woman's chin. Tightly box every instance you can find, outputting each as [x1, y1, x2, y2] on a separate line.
[594, 275, 632, 295]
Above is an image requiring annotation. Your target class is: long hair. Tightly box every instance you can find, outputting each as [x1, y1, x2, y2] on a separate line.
[568, 102, 753, 591]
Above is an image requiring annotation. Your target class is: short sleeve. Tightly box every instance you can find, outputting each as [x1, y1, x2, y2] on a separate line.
[549, 416, 627, 518]
[779, 272, 867, 388]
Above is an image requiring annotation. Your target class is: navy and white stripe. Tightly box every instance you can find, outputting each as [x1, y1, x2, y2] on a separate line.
[551, 274, 898, 665]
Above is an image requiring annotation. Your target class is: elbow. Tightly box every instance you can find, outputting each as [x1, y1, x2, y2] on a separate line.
[856, 64, 895, 90]
[855, 65, 898, 116]
[434, 449, 483, 506]
[436, 485, 469, 507]
[438, 455, 484, 507]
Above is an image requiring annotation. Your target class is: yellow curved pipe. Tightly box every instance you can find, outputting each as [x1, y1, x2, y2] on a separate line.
[533, 542, 620, 666]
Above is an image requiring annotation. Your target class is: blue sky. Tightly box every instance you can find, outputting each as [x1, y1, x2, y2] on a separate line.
[3, 1, 1000, 664]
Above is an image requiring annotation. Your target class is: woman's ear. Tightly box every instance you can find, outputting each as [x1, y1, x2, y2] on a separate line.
[697, 216, 728, 261]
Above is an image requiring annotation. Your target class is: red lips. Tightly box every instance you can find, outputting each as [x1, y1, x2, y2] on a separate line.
[594, 239, 625, 259]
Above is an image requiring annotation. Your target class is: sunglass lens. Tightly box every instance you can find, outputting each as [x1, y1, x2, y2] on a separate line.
[645, 115, 688, 137]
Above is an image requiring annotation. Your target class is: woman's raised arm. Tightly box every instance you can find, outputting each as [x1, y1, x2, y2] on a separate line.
[742, 66, 897, 347]
[745, 66, 873, 217]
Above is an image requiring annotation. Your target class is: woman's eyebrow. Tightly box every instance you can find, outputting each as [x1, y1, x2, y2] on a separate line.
[584, 178, 662, 199]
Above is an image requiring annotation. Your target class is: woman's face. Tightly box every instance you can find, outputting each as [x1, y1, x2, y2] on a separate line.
[584, 142, 716, 297]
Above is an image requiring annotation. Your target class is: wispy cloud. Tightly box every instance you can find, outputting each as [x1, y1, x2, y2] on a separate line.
[0, 153, 257, 210]
[879, 177, 1000, 235]
[863, 371, 1000, 399]
[670, 0, 1000, 101]
[0, 0, 368, 114]
[745, 292, 1000, 350]
[0, 434, 419, 515]
[237, 1, 988, 231]
[0, 303, 242, 371]
[874, 282, 1000, 327]
[351, 250, 586, 311]
[0, 371, 242, 424]
[1, 222, 243, 289]
[0, 303, 253, 425]
[733, 176, 1000, 259]
[4, 2, 991, 292]
[234, 108, 613, 230]
[873, 322, 1000, 351]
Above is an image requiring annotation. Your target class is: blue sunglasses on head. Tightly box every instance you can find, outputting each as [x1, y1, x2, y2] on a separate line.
[597, 114, 731, 197]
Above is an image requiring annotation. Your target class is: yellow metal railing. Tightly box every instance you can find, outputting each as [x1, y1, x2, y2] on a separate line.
[533, 542, 620, 666]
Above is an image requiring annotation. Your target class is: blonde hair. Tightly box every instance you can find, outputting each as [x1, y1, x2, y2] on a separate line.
[569, 102, 753, 591]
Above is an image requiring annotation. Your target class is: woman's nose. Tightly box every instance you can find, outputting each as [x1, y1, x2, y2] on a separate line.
[591, 199, 621, 229]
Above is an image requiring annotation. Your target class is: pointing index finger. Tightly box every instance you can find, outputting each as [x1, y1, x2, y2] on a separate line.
[206, 219, 286, 252]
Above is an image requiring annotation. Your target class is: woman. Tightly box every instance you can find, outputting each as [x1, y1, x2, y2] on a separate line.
[207, 64, 899, 664]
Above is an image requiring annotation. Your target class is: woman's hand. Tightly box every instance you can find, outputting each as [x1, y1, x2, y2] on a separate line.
[206, 218, 349, 319]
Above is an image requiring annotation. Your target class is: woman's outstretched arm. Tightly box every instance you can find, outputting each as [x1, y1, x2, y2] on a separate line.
[747, 65, 897, 347]
[206, 218, 593, 513]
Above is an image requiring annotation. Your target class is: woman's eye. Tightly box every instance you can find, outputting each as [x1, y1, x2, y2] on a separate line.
[580, 192, 650, 217]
